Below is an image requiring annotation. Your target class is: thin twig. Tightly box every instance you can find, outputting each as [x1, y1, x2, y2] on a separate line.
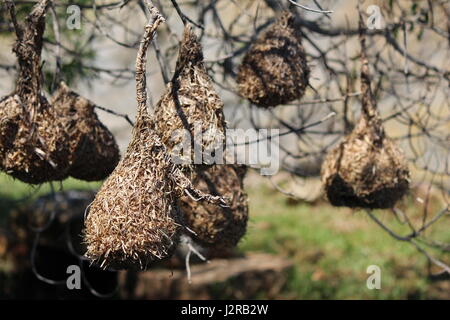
[169, 0, 204, 29]
[135, 1, 165, 114]
[288, 0, 333, 14]
[94, 105, 134, 127]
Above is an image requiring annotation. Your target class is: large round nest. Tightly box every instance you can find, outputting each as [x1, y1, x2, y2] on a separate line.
[51, 82, 120, 181]
[154, 24, 226, 163]
[236, 11, 310, 108]
[179, 165, 248, 249]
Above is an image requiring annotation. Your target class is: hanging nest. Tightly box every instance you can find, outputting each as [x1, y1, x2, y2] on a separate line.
[154, 24, 226, 163]
[83, 112, 182, 270]
[51, 82, 120, 181]
[153, 24, 248, 249]
[83, 12, 226, 270]
[179, 165, 248, 249]
[236, 11, 310, 108]
[321, 28, 410, 209]
[0, 0, 70, 184]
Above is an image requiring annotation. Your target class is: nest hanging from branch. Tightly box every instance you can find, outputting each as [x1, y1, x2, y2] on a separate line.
[321, 27, 410, 209]
[236, 11, 310, 108]
[179, 165, 248, 249]
[51, 82, 120, 181]
[83, 112, 182, 269]
[154, 24, 226, 163]
[153, 25, 248, 249]
[0, 0, 70, 184]
[83, 10, 226, 270]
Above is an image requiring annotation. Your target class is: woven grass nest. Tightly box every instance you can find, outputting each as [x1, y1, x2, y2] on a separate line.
[51, 82, 120, 181]
[179, 165, 248, 249]
[236, 11, 310, 108]
[83, 108, 182, 270]
[0, 0, 70, 184]
[153, 24, 248, 248]
[154, 24, 226, 161]
[84, 13, 226, 270]
[321, 32, 410, 209]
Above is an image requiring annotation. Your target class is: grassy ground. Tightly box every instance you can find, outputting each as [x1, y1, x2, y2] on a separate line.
[0, 173, 448, 299]
[240, 180, 449, 299]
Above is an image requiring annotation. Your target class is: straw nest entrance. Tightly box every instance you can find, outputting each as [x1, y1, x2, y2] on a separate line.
[154, 24, 226, 161]
[51, 82, 120, 181]
[237, 11, 310, 108]
[179, 165, 248, 249]
[321, 29, 410, 209]
[0, 0, 70, 184]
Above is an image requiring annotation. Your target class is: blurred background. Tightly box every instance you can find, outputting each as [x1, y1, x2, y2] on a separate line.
[0, 0, 449, 299]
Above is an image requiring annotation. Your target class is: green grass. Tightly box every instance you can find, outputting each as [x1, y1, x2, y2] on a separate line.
[0, 173, 101, 225]
[238, 183, 449, 300]
[0, 173, 101, 200]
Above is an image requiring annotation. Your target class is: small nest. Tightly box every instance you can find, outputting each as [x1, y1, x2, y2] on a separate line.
[0, 0, 70, 184]
[51, 82, 120, 181]
[154, 24, 226, 161]
[321, 116, 410, 209]
[321, 30, 410, 209]
[83, 110, 181, 270]
[236, 12, 310, 108]
[0, 94, 70, 184]
[179, 165, 249, 249]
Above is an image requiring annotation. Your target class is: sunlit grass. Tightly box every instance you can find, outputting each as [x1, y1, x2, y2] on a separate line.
[239, 182, 447, 299]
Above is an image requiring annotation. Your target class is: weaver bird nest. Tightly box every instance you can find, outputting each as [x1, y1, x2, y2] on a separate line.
[321, 31, 410, 209]
[154, 24, 226, 161]
[0, 1, 71, 184]
[83, 110, 182, 270]
[83, 13, 227, 270]
[179, 165, 248, 249]
[153, 25, 248, 249]
[51, 82, 120, 181]
[237, 11, 310, 108]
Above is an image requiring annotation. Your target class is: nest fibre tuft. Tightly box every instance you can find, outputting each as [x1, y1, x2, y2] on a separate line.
[236, 11, 310, 108]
